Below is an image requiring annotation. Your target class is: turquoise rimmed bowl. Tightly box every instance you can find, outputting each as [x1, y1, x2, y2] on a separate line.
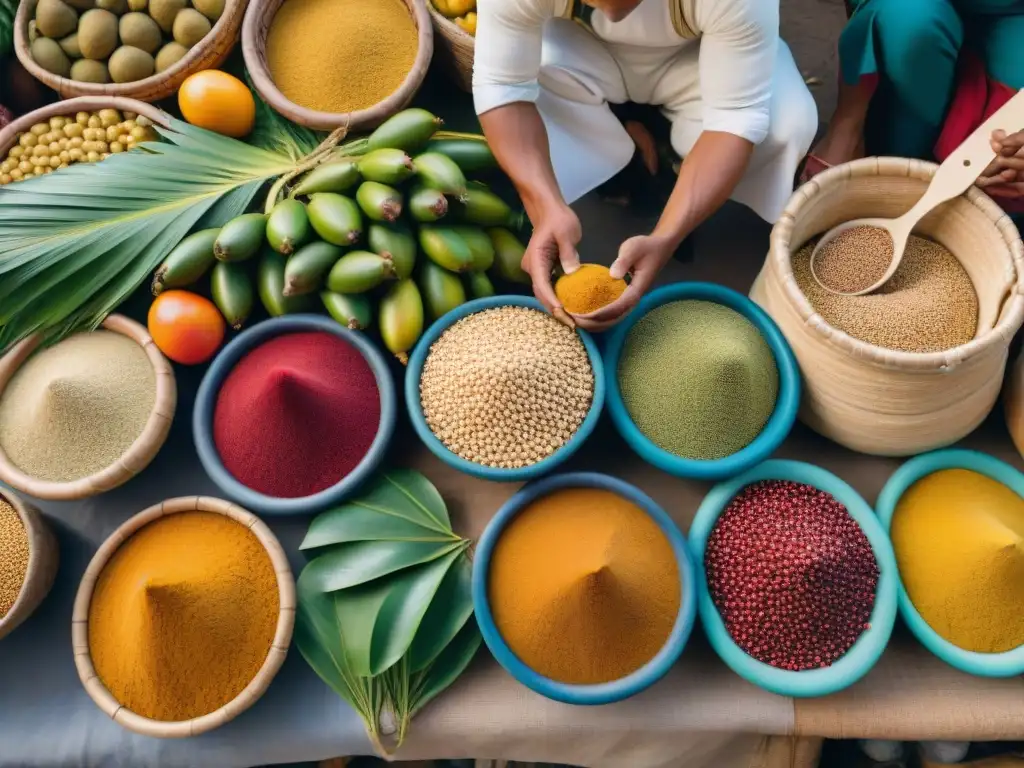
[603, 282, 800, 481]
[405, 296, 605, 482]
[876, 448, 1024, 677]
[689, 459, 898, 697]
[193, 315, 397, 516]
[472, 471, 697, 705]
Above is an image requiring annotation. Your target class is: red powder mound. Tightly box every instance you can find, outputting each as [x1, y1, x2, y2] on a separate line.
[213, 331, 380, 498]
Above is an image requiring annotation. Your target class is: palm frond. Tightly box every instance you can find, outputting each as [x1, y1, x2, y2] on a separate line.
[0, 0, 14, 58]
[246, 71, 326, 161]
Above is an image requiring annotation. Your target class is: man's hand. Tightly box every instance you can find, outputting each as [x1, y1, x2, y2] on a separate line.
[523, 204, 582, 317]
[574, 233, 675, 331]
[978, 129, 1024, 200]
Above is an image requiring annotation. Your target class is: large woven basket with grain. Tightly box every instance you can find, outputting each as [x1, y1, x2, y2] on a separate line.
[241, 0, 433, 131]
[13, 0, 245, 102]
[749, 156, 1024, 456]
[427, 2, 472, 92]
[0, 487, 59, 641]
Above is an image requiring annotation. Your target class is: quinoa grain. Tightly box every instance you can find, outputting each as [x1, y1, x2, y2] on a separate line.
[813, 225, 894, 294]
[0, 499, 30, 619]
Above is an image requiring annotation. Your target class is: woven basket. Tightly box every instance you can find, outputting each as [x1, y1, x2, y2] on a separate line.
[0, 487, 59, 641]
[72, 496, 295, 738]
[749, 156, 1024, 456]
[427, 2, 472, 92]
[0, 314, 176, 500]
[1005, 351, 1024, 460]
[242, 0, 432, 131]
[14, 0, 244, 101]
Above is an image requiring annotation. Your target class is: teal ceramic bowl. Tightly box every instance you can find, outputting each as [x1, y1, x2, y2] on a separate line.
[689, 459, 898, 697]
[473, 472, 697, 705]
[406, 296, 605, 482]
[876, 448, 1024, 677]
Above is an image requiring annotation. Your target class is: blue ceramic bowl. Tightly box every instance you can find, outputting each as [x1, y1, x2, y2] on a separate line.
[193, 315, 396, 516]
[876, 448, 1024, 677]
[603, 282, 800, 481]
[689, 459, 898, 698]
[405, 296, 605, 482]
[473, 472, 697, 704]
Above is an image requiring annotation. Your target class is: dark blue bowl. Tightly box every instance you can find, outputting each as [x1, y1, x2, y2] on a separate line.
[193, 314, 396, 516]
[603, 282, 800, 481]
[473, 471, 697, 704]
[405, 296, 605, 482]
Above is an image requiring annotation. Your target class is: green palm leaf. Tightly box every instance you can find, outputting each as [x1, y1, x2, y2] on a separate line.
[0, 0, 14, 58]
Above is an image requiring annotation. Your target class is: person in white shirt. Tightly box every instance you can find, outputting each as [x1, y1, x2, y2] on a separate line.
[473, 0, 818, 328]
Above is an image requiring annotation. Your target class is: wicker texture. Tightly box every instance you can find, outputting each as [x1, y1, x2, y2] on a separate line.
[14, 0, 245, 101]
[72, 495, 295, 738]
[427, 2, 472, 92]
[0, 487, 59, 641]
[0, 313, 177, 500]
[749, 156, 1024, 456]
[242, 0, 433, 131]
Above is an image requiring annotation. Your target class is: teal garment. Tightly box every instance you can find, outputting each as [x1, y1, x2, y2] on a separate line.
[840, 0, 1024, 157]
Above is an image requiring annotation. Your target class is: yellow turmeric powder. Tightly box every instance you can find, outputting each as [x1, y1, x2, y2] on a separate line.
[88, 512, 279, 722]
[488, 487, 680, 684]
[266, 0, 419, 115]
[891, 468, 1024, 653]
[555, 264, 627, 315]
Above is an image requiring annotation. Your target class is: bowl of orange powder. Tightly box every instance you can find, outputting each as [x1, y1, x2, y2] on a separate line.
[473, 471, 696, 704]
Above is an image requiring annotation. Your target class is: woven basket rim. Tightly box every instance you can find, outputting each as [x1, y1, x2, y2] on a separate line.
[71, 495, 295, 738]
[770, 156, 1024, 371]
[425, 1, 473, 44]
[0, 488, 56, 636]
[13, 0, 245, 100]
[240, 0, 433, 130]
[0, 313, 177, 500]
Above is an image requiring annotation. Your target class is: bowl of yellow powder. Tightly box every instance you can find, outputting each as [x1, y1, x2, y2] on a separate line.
[0, 487, 58, 641]
[243, 0, 433, 130]
[603, 282, 800, 481]
[0, 314, 176, 501]
[877, 448, 1024, 677]
[473, 471, 696, 704]
[73, 496, 294, 737]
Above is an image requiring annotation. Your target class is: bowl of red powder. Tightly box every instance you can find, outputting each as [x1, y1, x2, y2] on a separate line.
[193, 315, 395, 515]
[689, 459, 898, 697]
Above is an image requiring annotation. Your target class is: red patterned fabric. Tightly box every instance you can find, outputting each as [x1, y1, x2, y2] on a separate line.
[0, 103, 12, 129]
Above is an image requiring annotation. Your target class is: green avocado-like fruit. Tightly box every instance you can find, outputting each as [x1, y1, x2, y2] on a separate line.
[30, 37, 71, 76]
[119, 11, 161, 53]
[107, 45, 155, 83]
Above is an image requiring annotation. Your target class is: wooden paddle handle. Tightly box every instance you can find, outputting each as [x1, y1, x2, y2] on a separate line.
[904, 88, 1024, 222]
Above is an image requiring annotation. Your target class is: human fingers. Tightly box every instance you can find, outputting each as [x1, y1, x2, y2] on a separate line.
[977, 169, 1019, 187]
[609, 236, 645, 280]
[985, 182, 1024, 200]
[523, 232, 562, 314]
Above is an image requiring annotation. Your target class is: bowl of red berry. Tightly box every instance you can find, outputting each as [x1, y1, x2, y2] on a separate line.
[688, 459, 897, 697]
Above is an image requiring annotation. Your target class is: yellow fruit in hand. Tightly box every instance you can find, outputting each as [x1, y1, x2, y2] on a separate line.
[178, 70, 255, 138]
[455, 11, 476, 35]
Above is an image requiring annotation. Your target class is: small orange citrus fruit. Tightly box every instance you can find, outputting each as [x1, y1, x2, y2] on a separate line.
[148, 290, 226, 365]
[178, 70, 256, 138]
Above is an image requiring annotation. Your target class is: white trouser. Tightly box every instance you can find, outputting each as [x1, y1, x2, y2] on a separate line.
[534, 19, 818, 222]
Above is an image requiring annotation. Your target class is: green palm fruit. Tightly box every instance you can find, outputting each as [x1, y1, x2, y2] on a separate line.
[307, 193, 363, 246]
[266, 198, 311, 255]
[419, 226, 473, 273]
[357, 148, 415, 185]
[211, 261, 254, 330]
[425, 138, 497, 174]
[322, 291, 373, 331]
[283, 241, 344, 296]
[367, 222, 416, 280]
[487, 227, 530, 285]
[326, 251, 396, 294]
[355, 181, 402, 223]
[258, 248, 317, 317]
[366, 108, 443, 152]
[290, 158, 361, 197]
[465, 270, 496, 299]
[214, 213, 267, 262]
[451, 226, 495, 272]
[413, 152, 468, 199]
[379, 278, 424, 364]
[151, 227, 218, 295]
[454, 187, 515, 227]
[409, 183, 448, 222]
[418, 259, 466, 321]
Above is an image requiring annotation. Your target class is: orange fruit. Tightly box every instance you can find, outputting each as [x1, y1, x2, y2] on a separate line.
[148, 290, 226, 365]
[178, 70, 256, 138]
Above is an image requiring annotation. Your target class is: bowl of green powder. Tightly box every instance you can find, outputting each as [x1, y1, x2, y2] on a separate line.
[604, 282, 799, 480]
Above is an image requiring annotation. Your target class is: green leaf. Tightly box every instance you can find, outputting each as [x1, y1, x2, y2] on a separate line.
[246, 71, 326, 161]
[301, 539, 463, 593]
[0, 0, 14, 58]
[409, 619, 482, 717]
[300, 469, 454, 550]
[407, 553, 474, 672]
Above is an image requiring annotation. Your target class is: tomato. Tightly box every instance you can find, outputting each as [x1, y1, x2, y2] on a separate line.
[148, 290, 226, 365]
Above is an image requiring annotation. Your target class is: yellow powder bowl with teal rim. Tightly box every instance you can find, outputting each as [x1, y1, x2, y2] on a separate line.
[876, 448, 1024, 677]
[0, 314, 176, 501]
[72, 496, 295, 738]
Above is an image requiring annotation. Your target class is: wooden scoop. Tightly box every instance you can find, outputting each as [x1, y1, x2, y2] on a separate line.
[810, 88, 1024, 296]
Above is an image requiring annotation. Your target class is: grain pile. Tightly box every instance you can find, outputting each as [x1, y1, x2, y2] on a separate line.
[419, 305, 594, 468]
[793, 234, 978, 352]
[618, 300, 778, 460]
[813, 225, 894, 294]
[0, 331, 156, 482]
[0, 498, 30, 620]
